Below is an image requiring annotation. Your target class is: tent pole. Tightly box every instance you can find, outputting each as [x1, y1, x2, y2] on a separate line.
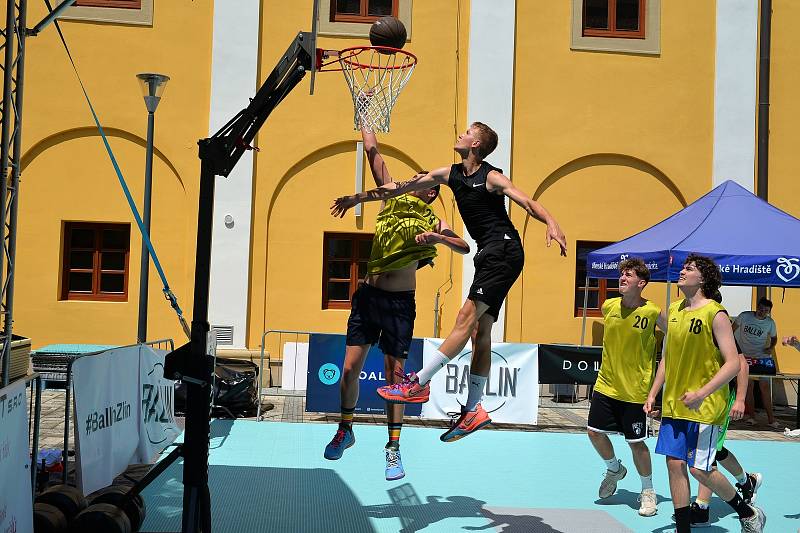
[580, 273, 590, 346]
[661, 279, 672, 356]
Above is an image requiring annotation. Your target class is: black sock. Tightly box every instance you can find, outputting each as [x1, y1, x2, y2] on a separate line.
[727, 493, 754, 519]
[674, 506, 691, 533]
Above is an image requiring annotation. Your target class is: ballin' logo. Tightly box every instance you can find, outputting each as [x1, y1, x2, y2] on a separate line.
[776, 257, 800, 283]
[444, 350, 520, 413]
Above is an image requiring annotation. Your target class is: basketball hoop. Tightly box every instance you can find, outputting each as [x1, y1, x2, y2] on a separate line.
[317, 46, 417, 133]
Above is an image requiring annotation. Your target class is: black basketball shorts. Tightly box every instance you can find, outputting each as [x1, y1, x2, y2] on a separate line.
[587, 391, 649, 442]
[468, 239, 524, 321]
[345, 283, 416, 358]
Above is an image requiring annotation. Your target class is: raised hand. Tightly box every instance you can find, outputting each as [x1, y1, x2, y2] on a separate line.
[331, 195, 359, 218]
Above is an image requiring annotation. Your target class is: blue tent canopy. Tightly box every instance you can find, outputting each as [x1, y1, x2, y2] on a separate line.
[586, 180, 800, 287]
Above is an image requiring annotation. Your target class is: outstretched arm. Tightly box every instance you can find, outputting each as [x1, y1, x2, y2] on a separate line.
[361, 127, 392, 187]
[415, 218, 470, 254]
[486, 170, 567, 256]
[331, 167, 449, 217]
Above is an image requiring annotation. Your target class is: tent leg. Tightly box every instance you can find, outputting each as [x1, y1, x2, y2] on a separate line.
[580, 274, 590, 346]
[661, 280, 672, 356]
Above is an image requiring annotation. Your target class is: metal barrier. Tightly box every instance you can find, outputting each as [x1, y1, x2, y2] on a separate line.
[257, 330, 313, 420]
[58, 339, 174, 483]
[17, 373, 44, 499]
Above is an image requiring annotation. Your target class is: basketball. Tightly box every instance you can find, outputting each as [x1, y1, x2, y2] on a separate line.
[369, 16, 407, 50]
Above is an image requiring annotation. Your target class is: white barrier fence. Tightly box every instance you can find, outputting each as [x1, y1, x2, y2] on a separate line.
[72, 344, 179, 495]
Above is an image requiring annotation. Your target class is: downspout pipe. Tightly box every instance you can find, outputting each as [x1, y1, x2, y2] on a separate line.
[756, 0, 771, 302]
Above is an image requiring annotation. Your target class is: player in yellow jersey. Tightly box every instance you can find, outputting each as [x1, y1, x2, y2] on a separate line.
[688, 320, 763, 527]
[587, 258, 659, 517]
[323, 125, 469, 482]
[644, 254, 766, 533]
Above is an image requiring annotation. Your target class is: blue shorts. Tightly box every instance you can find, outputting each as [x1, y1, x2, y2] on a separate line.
[655, 417, 721, 472]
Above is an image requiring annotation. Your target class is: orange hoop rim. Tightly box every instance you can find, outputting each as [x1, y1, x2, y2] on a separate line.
[316, 46, 418, 72]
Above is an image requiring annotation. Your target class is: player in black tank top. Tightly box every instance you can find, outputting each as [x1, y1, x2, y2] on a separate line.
[332, 121, 567, 442]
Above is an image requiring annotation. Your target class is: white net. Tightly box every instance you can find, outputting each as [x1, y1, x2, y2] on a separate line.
[338, 47, 416, 133]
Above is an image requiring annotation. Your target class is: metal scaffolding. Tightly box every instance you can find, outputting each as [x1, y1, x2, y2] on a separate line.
[0, 0, 28, 387]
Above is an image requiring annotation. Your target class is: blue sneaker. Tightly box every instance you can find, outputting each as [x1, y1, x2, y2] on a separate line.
[385, 445, 405, 481]
[324, 427, 355, 460]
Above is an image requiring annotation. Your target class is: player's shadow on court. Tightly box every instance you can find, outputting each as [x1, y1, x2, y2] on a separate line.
[365, 495, 488, 533]
[463, 508, 563, 533]
[365, 490, 563, 533]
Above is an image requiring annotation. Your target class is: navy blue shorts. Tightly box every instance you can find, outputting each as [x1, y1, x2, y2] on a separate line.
[345, 284, 415, 358]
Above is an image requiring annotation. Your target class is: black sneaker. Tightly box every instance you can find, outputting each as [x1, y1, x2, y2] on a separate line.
[736, 472, 763, 504]
[689, 502, 710, 528]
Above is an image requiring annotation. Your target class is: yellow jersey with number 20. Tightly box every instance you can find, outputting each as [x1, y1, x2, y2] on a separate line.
[663, 299, 730, 426]
[594, 297, 660, 404]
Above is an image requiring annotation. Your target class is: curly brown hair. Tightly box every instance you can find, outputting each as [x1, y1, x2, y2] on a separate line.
[619, 258, 650, 283]
[684, 253, 722, 299]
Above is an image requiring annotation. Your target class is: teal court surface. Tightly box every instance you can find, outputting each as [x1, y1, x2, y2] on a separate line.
[141, 420, 799, 532]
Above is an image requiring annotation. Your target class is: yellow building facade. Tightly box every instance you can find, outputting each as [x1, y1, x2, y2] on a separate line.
[10, 1, 800, 380]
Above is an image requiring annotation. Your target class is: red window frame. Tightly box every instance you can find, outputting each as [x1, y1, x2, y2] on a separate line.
[330, 0, 398, 24]
[61, 222, 131, 302]
[575, 241, 620, 317]
[74, 0, 142, 8]
[583, 0, 646, 39]
[322, 232, 374, 309]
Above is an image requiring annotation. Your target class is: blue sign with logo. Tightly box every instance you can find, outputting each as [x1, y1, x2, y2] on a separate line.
[306, 333, 423, 416]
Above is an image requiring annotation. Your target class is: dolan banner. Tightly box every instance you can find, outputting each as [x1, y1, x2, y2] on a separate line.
[538, 343, 602, 385]
[305, 333, 423, 416]
[421, 338, 539, 425]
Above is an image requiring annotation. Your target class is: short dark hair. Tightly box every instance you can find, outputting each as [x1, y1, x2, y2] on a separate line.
[471, 122, 498, 159]
[619, 257, 650, 283]
[757, 297, 773, 309]
[428, 184, 441, 202]
[684, 253, 722, 299]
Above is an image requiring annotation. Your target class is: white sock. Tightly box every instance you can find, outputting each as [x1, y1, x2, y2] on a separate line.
[604, 457, 620, 472]
[464, 373, 487, 411]
[640, 474, 653, 490]
[735, 471, 748, 484]
[416, 350, 450, 385]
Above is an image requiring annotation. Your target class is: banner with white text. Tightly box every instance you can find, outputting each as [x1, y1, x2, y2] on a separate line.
[137, 346, 180, 463]
[421, 339, 539, 424]
[73, 346, 141, 495]
[0, 379, 33, 533]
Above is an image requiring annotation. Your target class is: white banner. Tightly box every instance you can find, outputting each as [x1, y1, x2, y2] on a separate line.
[421, 338, 539, 424]
[73, 347, 140, 495]
[0, 380, 33, 533]
[137, 346, 180, 463]
[281, 342, 309, 391]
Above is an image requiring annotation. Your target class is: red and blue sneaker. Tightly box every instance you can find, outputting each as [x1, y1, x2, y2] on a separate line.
[377, 372, 430, 404]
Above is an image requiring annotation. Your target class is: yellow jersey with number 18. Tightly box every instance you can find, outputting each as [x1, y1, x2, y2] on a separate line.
[594, 297, 660, 404]
[663, 299, 730, 426]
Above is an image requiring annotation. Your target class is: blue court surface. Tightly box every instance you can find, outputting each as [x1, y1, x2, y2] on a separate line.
[141, 420, 799, 532]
